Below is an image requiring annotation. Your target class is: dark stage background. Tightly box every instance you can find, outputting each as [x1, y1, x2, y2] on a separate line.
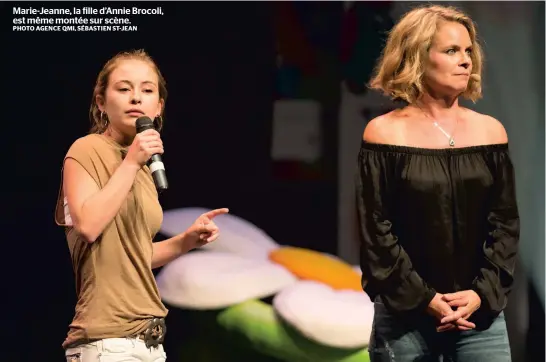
[2, 2, 543, 361]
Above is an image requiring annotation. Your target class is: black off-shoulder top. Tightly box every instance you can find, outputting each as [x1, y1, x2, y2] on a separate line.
[355, 141, 520, 327]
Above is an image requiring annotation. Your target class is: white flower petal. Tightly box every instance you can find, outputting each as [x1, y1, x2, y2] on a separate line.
[273, 281, 374, 348]
[156, 251, 297, 310]
[217, 300, 371, 361]
[161, 207, 280, 259]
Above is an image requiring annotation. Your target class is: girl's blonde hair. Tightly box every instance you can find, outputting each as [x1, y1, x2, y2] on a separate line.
[369, 5, 483, 104]
[89, 49, 168, 134]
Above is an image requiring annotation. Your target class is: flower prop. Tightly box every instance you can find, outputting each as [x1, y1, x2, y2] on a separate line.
[156, 207, 373, 361]
[158, 251, 297, 310]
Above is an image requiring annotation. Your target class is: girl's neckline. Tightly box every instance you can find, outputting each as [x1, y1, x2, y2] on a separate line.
[94, 133, 130, 150]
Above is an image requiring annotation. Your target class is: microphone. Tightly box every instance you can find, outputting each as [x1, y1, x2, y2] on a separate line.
[135, 116, 168, 192]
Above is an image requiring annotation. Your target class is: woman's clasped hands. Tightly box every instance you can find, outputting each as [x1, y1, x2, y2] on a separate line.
[427, 290, 482, 332]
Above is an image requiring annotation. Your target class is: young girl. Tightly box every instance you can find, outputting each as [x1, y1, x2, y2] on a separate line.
[56, 49, 228, 361]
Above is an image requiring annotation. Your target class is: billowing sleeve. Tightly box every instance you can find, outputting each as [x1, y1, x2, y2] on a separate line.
[355, 146, 436, 313]
[472, 150, 520, 319]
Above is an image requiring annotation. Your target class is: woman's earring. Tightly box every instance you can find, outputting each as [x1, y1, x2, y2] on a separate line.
[100, 111, 108, 126]
[155, 115, 163, 128]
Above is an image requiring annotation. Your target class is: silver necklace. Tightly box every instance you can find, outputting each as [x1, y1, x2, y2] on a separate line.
[418, 107, 458, 147]
[433, 121, 456, 147]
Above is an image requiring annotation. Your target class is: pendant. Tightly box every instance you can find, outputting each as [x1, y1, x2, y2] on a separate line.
[449, 138, 455, 147]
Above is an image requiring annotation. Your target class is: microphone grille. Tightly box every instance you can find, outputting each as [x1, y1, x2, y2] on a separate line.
[135, 116, 154, 133]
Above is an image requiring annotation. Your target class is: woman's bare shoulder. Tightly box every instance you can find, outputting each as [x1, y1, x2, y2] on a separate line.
[362, 109, 408, 144]
[463, 108, 508, 144]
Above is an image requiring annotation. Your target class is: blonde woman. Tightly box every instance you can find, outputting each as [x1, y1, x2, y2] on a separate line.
[356, 5, 518, 361]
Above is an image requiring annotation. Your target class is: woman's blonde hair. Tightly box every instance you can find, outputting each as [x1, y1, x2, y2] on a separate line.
[369, 5, 484, 104]
[89, 49, 168, 134]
